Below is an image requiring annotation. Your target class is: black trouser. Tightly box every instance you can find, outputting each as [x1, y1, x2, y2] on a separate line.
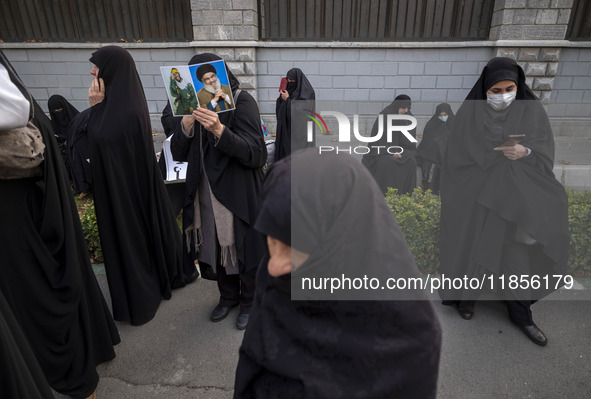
[420, 161, 441, 194]
[502, 240, 534, 326]
[216, 264, 257, 314]
[457, 241, 534, 325]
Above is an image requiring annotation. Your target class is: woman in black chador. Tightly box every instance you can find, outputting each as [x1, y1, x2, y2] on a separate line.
[234, 149, 441, 398]
[171, 53, 267, 330]
[48, 94, 79, 174]
[48, 94, 79, 142]
[417, 102, 454, 194]
[439, 57, 569, 346]
[87, 46, 194, 326]
[0, 51, 119, 399]
[274, 68, 316, 161]
[362, 94, 418, 195]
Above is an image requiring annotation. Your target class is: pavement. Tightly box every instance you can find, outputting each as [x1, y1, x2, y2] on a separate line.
[92, 270, 591, 398]
[92, 124, 591, 398]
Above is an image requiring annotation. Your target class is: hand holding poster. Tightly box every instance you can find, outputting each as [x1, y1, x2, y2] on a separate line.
[160, 60, 235, 116]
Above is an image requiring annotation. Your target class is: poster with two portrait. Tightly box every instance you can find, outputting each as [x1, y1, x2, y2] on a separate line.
[160, 60, 235, 116]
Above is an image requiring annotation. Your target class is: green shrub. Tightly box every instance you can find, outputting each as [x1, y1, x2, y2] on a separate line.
[79, 201, 103, 263]
[386, 187, 591, 277]
[77, 187, 590, 275]
[385, 188, 441, 274]
[566, 189, 591, 276]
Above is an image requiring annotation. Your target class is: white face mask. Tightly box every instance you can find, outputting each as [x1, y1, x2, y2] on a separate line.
[486, 91, 516, 111]
[438, 115, 448, 122]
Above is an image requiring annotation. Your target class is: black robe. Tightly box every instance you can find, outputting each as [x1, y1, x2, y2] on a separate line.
[235, 150, 442, 398]
[88, 46, 188, 326]
[362, 94, 418, 195]
[417, 103, 455, 193]
[439, 57, 569, 302]
[0, 51, 119, 398]
[0, 290, 54, 399]
[170, 53, 267, 273]
[274, 68, 316, 162]
[67, 108, 92, 194]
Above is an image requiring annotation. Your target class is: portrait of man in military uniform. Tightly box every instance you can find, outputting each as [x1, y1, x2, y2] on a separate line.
[168, 67, 198, 115]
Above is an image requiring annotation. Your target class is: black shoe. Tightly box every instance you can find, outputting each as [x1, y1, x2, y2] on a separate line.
[184, 269, 199, 285]
[515, 322, 548, 346]
[210, 304, 235, 322]
[200, 264, 218, 281]
[458, 305, 474, 320]
[236, 313, 249, 330]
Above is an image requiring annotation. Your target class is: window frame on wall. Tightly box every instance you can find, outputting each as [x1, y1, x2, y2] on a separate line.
[259, 0, 495, 41]
[0, 0, 193, 43]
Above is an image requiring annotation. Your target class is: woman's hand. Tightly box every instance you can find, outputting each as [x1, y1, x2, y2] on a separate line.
[493, 143, 528, 160]
[280, 90, 289, 101]
[88, 77, 105, 106]
[193, 107, 224, 138]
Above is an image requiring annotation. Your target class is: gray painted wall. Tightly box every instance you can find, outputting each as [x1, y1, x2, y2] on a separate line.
[256, 46, 591, 136]
[256, 47, 495, 134]
[550, 48, 591, 118]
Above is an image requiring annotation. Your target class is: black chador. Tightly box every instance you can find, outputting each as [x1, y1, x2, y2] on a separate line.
[88, 46, 192, 326]
[362, 94, 418, 195]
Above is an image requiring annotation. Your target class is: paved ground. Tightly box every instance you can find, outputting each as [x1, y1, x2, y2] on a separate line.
[93, 272, 591, 398]
[98, 125, 591, 398]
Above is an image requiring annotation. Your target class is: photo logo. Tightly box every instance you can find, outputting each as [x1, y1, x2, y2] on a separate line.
[304, 109, 329, 140]
[306, 111, 418, 155]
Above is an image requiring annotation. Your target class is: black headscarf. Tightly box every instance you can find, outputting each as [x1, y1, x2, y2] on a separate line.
[392, 93, 411, 111]
[439, 57, 569, 302]
[285, 68, 316, 100]
[47, 95, 79, 141]
[0, 51, 119, 398]
[274, 68, 316, 162]
[89, 45, 151, 136]
[417, 103, 455, 165]
[287, 150, 422, 294]
[88, 46, 187, 325]
[235, 149, 441, 398]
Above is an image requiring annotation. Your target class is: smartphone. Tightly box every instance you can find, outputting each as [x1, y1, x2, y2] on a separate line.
[500, 134, 525, 146]
[279, 77, 287, 92]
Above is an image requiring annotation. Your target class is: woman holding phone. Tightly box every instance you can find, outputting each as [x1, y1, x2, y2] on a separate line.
[274, 68, 316, 161]
[439, 57, 569, 346]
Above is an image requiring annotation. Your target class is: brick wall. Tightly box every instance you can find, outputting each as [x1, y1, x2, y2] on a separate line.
[489, 0, 572, 40]
[191, 0, 258, 41]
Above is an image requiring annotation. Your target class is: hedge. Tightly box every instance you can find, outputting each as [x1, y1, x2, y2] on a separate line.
[385, 188, 591, 277]
[77, 189, 591, 276]
[79, 201, 103, 263]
